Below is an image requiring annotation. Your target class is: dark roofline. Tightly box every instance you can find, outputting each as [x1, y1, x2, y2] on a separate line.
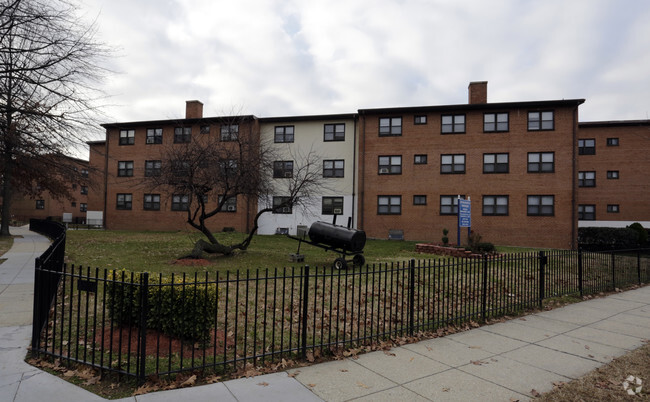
[86, 140, 106, 145]
[100, 114, 257, 129]
[258, 113, 357, 123]
[579, 119, 650, 128]
[358, 99, 585, 115]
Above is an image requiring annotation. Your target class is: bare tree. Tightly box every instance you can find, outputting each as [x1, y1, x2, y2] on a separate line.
[145, 118, 325, 258]
[0, 0, 110, 235]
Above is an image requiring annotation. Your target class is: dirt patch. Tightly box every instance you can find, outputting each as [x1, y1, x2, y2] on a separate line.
[172, 258, 211, 266]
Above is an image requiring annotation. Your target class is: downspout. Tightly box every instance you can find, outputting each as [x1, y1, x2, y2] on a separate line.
[103, 130, 109, 229]
[571, 106, 578, 250]
[359, 112, 366, 230]
[351, 115, 357, 228]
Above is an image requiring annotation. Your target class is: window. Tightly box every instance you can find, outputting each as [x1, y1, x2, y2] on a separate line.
[174, 127, 191, 143]
[117, 161, 134, 177]
[578, 139, 595, 155]
[220, 124, 239, 141]
[119, 129, 134, 145]
[528, 152, 554, 173]
[200, 125, 210, 134]
[116, 193, 132, 210]
[72, 202, 76, 207]
[441, 154, 465, 174]
[145, 160, 162, 177]
[484, 112, 509, 132]
[414, 154, 427, 165]
[324, 124, 345, 141]
[414, 115, 427, 125]
[80, 186, 88, 195]
[483, 153, 509, 173]
[528, 111, 554, 131]
[323, 160, 344, 177]
[378, 156, 402, 174]
[146, 128, 163, 144]
[273, 161, 294, 178]
[219, 159, 238, 175]
[413, 195, 427, 205]
[607, 204, 620, 213]
[273, 196, 292, 214]
[527, 195, 554, 216]
[483, 195, 509, 216]
[578, 204, 596, 220]
[81, 169, 89, 178]
[72, 184, 77, 190]
[578, 171, 596, 187]
[36, 200, 45, 209]
[143, 194, 160, 211]
[441, 114, 465, 134]
[379, 117, 402, 136]
[80, 203, 87, 212]
[322, 197, 344, 215]
[607, 138, 619, 146]
[440, 195, 464, 215]
[607, 170, 619, 179]
[378, 195, 401, 215]
[219, 195, 237, 212]
[274, 126, 294, 143]
[171, 194, 189, 211]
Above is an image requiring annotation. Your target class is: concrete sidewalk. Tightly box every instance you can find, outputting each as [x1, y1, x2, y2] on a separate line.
[1, 226, 649, 401]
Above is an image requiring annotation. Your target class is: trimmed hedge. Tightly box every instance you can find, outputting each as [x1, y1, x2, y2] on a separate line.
[578, 227, 640, 251]
[106, 270, 218, 343]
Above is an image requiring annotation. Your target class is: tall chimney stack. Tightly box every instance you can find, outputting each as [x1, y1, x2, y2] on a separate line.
[468, 81, 488, 104]
[185, 100, 203, 119]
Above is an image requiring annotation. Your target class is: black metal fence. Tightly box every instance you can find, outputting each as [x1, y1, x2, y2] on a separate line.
[30, 224, 650, 383]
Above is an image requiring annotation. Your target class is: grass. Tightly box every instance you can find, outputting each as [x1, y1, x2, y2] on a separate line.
[0, 235, 16, 262]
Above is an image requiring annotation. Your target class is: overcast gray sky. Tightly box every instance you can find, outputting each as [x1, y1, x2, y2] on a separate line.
[83, 0, 650, 126]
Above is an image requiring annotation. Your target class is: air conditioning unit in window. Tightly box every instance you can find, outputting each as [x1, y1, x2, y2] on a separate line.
[227, 205, 236, 211]
[146, 137, 154, 144]
[379, 168, 389, 174]
[333, 208, 342, 214]
[284, 172, 292, 178]
[282, 207, 291, 213]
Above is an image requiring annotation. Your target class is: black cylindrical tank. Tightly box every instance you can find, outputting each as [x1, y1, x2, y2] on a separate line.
[308, 221, 366, 252]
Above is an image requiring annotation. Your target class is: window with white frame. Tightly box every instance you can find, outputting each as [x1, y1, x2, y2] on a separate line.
[484, 112, 509, 132]
[527, 195, 554, 216]
[440, 154, 465, 174]
[322, 196, 344, 215]
[483, 195, 509, 216]
[378, 156, 402, 174]
[528, 111, 554, 131]
[324, 124, 345, 141]
[323, 160, 344, 177]
[379, 117, 402, 136]
[441, 114, 465, 134]
[528, 152, 554, 173]
[378, 195, 401, 215]
[483, 153, 509, 173]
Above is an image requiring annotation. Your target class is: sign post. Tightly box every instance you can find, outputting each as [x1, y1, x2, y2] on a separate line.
[457, 196, 471, 246]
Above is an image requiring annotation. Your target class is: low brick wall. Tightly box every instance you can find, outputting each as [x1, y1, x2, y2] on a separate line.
[415, 243, 484, 259]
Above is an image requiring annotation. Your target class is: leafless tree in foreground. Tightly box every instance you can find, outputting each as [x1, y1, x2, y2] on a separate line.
[0, 0, 110, 235]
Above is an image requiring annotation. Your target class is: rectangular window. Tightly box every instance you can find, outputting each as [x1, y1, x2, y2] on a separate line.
[528, 152, 554, 173]
[527, 195, 554, 216]
[81, 169, 89, 178]
[440, 195, 464, 215]
[607, 170, 619, 179]
[378, 195, 401, 215]
[323, 160, 344, 177]
[578, 139, 596, 155]
[171, 194, 189, 211]
[528, 111, 554, 131]
[322, 196, 344, 215]
[200, 125, 210, 134]
[220, 124, 239, 141]
[483, 153, 509, 173]
[606, 138, 619, 146]
[117, 161, 134, 177]
[116, 193, 132, 210]
[414, 154, 427, 165]
[378, 155, 402, 174]
[578, 171, 596, 187]
[483, 195, 509, 216]
[484, 112, 509, 132]
[219, 195, 237, 212]
[80, 203, 87, 212]
[273, 196, 292, 214]
[145, 160, 162, 177]
[174, 127, 191, 143]
[119, 129, 135, 145]
[441, 154, 465, 174]
[578, 204, 596, 220]
[414, 115, 427, 125]
[72, 202, 76, 207]
[441, 114, 465, 134]
[80, 186, 88, 195]
[220, 159, 238, 175]
[607, 204, 619, 213]
[413, 195, 427, 205]
[274, 126, 294, 143]
[324, 124, 345, 141]
[146, 128, 163, 144]
[379, 117, 402, 136]
[36, 200, 45, 209]
[143, 194, 161, 211]
[273, 161, 294, 178]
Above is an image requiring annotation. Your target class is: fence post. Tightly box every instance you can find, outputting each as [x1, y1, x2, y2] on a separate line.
[539, 251, 547, 309]
[611, 252, 616, 290]
[408, 259, 415, 336]
[300, 265, 310, 360]
[31, 257, 42, 352]
[137, 272, 149, 384]
[481, 254, 488, 323]
[577, 247, 583, 297]
[637, 250, 641, 285]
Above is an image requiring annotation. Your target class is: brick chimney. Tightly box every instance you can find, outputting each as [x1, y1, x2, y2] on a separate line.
[185, 100, 203, 119]
[468, 81, 488, 104]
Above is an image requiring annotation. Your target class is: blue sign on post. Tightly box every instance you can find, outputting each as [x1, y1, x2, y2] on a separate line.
[457, 197, 471, 246]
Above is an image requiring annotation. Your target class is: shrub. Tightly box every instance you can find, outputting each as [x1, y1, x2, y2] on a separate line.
[578, 227, 640, 251]
[628, 222, 648, 246]
[442, 228, 449, 246]
[222, 227, 236, 232]
[474, 242, 495, 253]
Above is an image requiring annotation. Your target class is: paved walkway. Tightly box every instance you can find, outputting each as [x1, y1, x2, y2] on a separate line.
[1, 226, 649, 401]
